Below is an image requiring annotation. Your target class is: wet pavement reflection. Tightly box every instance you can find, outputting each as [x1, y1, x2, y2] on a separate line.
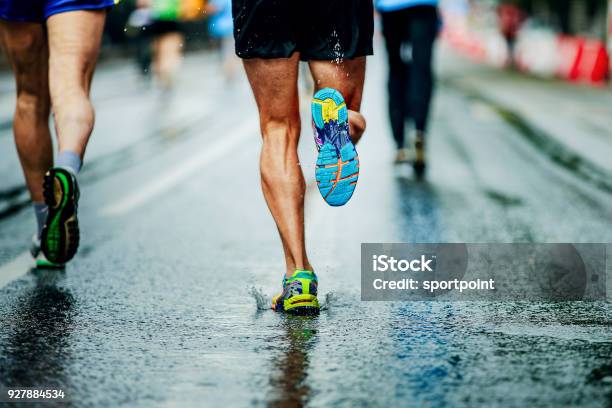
[0, 270, 75, 403]
[0, 50, 610, 406]
[268, 316, 318, 407]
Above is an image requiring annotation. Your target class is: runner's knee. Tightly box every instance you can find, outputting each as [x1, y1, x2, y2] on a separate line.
[49, 61, 94, 97]
[5, 32, 49, 104]
[260, 115, 300, 144]
[15, 91, 49, 121]
[48, 60, 93, 113]
[260, 116, 302, 179]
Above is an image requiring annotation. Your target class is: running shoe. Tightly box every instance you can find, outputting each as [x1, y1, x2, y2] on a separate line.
[30, 235, 65, 269]
[311, 88, 359, 206]
[272, 270, 320, 315]
[40, 167, 80, 264]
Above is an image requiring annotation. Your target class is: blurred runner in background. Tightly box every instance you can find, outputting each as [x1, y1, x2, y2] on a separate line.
[497, 2, 525, 67]
[206, 0, 238, 81]
[148, 0, 184, 90]
[233, 0, 373, 315]
[127, 0, 154, 77]
[146, 0, 204, 90]
[376, 0, 438, 177]
[0, 0, 117, 267]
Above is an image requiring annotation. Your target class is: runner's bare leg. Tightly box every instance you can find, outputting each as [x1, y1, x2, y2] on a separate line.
[47, 9, 106, 158]
[243, 54, 312, 277]
[309, 57, 367, 144]
[0, 21, 52, 202]
[153, 31, 184, 90]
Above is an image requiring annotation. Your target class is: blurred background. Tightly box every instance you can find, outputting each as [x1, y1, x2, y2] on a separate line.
[3, 0, 610, 81]
[103, 0, 612, 84]
[0, 1, 611, 406]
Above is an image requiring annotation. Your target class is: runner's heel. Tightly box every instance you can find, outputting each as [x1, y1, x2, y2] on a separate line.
[40, 168, 80, 264]
[284, 294, 320, 316]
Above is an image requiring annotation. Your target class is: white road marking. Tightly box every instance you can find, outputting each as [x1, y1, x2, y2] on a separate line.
[0, 252, 33, 290]
[99, 116, 258, 216]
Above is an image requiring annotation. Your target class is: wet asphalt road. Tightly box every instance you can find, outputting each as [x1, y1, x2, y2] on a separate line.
[0, 46, 611, 407]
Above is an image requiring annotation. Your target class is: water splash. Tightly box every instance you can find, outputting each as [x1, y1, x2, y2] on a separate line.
[330, 30, 345, 65]
[319, 292, 335, 311]
[249, 286, 270, 311]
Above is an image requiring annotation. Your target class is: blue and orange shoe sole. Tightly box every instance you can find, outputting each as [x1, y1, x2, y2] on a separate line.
[311, 88, 359, 207]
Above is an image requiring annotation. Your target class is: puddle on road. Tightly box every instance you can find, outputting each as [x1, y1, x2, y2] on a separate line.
[242, 294, 612, 407]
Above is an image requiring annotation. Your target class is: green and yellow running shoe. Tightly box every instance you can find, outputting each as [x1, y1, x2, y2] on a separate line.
[272, 270, 320, 315]
[40, 167, 80, 264]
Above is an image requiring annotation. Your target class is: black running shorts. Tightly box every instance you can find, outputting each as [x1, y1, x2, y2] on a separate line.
[232, 0, 374, 61]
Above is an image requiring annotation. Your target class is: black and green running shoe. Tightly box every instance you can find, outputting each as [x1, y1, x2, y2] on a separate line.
[30, 235, 65, 269]
[40, 167, 80, 264]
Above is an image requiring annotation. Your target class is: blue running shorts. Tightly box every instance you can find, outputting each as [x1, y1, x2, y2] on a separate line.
[0, 0, 117, 23]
